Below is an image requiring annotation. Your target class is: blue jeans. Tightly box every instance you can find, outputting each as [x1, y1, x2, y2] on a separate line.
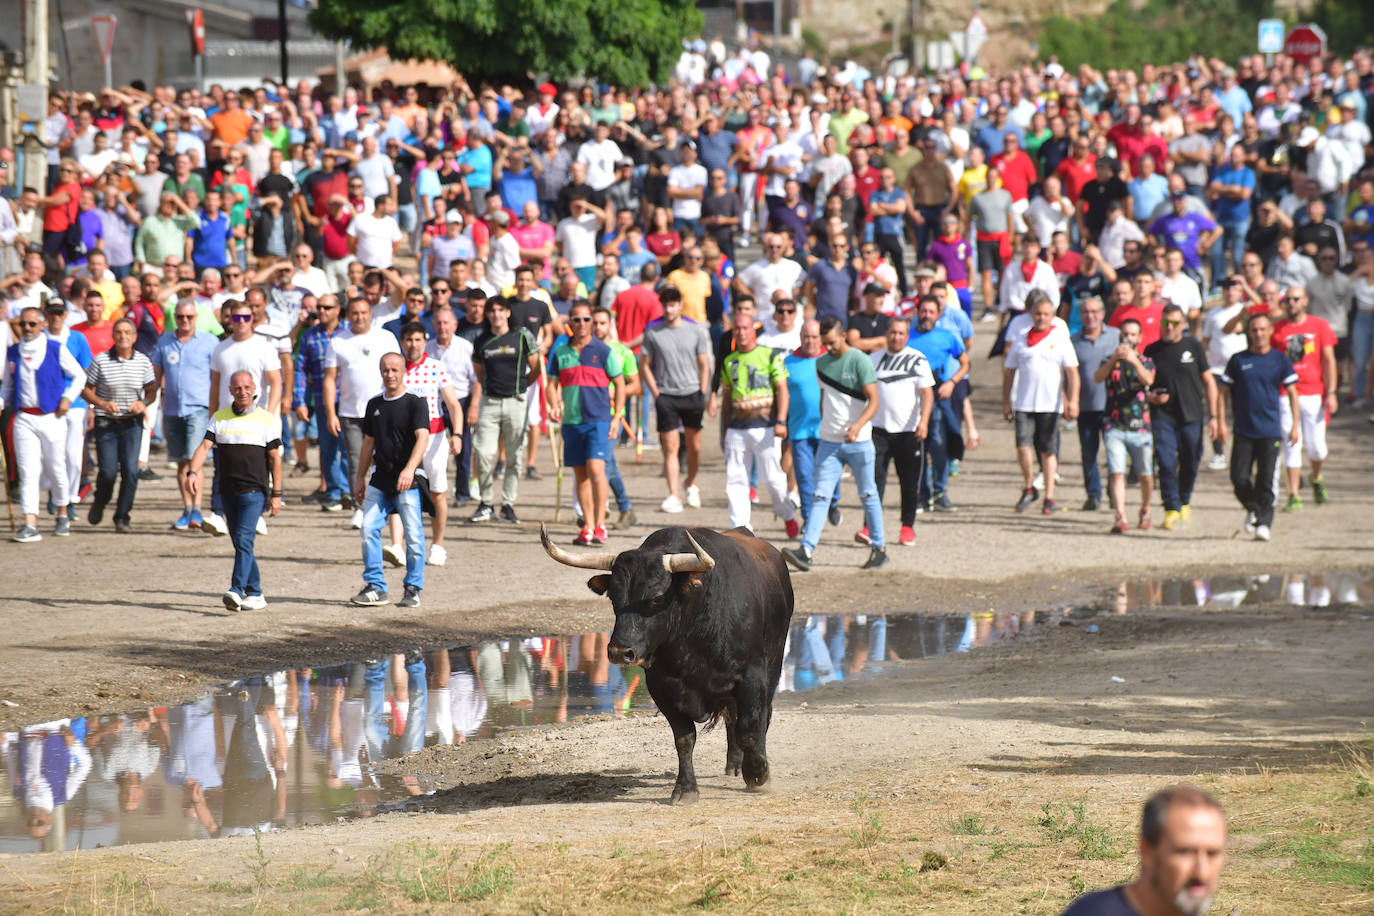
[920, 399, 959, 502]
[363, 654, 428, 759]
[803, 439, 883, 552]
[361, 485, 425, 593]
[791, 437, 840, 527]
[1212, 218, 1250, 288]
[93, 416, 142, 522]
[1152, 414, 1202, 511]
[605, 449, 632, 512]
[222, 489, 265, 597]
[1077, 410, 1106, 500]
[317, 416, 349, 501]
[1352, 310, 1374, 400]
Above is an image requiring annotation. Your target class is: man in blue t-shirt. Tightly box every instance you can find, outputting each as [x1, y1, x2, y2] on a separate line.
[1147, 193, 1219, 272]
[1205, 145, 1256, 286]
[1214, 312, 1299, 541]
[868, 168, 910, 297]
[494, 147, 537, 215]
[907, 295, 968, 510]
[1062, 786, 1227, 916]
[784, 319, 841, 529]
[187, 189, 233, 271]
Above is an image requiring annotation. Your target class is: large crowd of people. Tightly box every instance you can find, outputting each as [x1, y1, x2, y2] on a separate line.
[2, 39, 1371, 604]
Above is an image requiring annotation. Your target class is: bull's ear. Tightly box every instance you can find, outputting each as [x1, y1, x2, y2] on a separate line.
[587, 575, 611, 595]
[677, 574, 705, 599]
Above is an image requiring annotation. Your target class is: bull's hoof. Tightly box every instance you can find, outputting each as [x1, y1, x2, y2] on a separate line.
[670, 786, 700, 806]
[743, 755, 769, 788]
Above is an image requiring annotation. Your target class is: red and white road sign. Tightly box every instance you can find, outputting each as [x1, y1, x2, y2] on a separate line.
[1283, 24, 1327, 67]
[91, 15, 117, 66]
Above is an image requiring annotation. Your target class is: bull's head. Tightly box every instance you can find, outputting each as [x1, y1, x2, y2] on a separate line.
[540, 524, 715, 666]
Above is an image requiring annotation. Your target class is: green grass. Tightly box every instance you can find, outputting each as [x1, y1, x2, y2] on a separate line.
[1251, 826, 1374, 891]
[950, 813, 994, 836]
[1034, 801, 1123, 860]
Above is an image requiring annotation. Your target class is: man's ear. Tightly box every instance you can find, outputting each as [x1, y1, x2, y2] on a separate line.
[587, 575, 610, 596]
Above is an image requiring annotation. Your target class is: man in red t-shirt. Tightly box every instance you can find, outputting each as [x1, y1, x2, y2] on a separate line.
[1271, 285, 1337, 508]
[73, 289, 115, 356]
[1107, 272, 1164, 349]
[1106, 105, 1148, 176]
[320, 196, 355, 293]
[612, 263, 664, 353]
[1053, 136, 1097, 205]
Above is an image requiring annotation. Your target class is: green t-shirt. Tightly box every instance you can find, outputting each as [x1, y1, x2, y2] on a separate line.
[163, 174, 207, 201]
[610, 340, 638, 378]
[816, 346, 877, 442]
[721, 345, 787, 429]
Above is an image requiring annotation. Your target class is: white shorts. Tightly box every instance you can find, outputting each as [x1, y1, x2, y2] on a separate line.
[419, 429, 450, 493]
[1279, 393, 1327, 467]
[1010, 197, 1030, 235]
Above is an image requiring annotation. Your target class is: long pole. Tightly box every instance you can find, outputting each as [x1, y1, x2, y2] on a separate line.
[23, 0, 48, 195]
[277, 0, 288, 86]
[334, 40, 346, 95]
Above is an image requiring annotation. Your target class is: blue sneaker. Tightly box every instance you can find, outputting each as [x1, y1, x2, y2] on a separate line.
[172, 509, 192, 530]
[189, 507, 203, 530]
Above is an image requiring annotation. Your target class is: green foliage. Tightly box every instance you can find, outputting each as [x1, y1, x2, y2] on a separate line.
[1034, 801, 1123, 860]
[1306, 0, 1374, 53]
[1036, 0, 1275, 72]
[309, 0, 702, 87]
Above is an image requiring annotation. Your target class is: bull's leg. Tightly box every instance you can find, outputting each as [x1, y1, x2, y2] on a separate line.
[661, 704, 700, 805]
[734, 670, 772, 789]
[724, 699, 743, 777]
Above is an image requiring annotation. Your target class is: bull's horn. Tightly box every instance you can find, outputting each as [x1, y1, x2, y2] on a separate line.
[662, 531, 716, 573]
[540, 522, 616, 570]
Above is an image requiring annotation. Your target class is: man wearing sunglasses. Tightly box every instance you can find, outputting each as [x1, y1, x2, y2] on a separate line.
[153, 301, 219, 530]
[1144, 304, 1218, 531]
[2, 307, 87, 542]
[546, 301, 624, 546]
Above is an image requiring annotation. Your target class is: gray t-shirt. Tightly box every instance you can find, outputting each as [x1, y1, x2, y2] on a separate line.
[641, 319, 711, 396]
[969, 188, 1013, 234]
[1071, 325, 1121, 413]
[1168, 134, 1211, 188]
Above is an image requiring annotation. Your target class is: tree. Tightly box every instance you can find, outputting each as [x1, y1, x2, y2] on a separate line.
[309, 0, 702, 88]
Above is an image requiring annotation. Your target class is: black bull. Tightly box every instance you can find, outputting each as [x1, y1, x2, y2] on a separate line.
[540, 524, 794, 805]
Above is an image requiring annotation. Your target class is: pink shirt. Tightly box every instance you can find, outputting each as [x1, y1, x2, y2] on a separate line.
[510, 220, 555, 279]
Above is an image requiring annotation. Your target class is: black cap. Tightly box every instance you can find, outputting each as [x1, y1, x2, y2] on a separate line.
[43, 298, 67, 312]
[863, 282, 887, 296]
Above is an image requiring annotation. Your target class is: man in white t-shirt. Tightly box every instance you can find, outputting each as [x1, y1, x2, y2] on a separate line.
[1200, 277, 1248, 470]
[1002, 291, 1079, 515]
[575, 122, 621, 192]
[347, 195, 404, 269]
[1160, 247, 1202, 327]
[554, 197, 607, 292]
[759, 121, 803, 205]
[289, 243, 329, 296]
[870, 316, 934, 546]
[350, 137, 397, 199]
[204, 299, 283, 535]
[485, 210, 521, 290]
[667, 143, 709, 233]
[323, 296, 401, 528]
[733, 232, 806, 333]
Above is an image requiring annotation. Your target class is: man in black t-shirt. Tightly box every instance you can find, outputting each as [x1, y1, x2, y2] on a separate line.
[469, 298, 543, 523]
[1143, 304, 1217, 530]
[350, 352, 430, 609]
[505, 265, 554, 352]
[1062, 786, 1227, 916]
[846, 283, 893, 353]
[1079, 158, 1130, 242]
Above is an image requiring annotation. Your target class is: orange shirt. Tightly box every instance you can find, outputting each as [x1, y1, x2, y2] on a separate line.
[42, 182, 81, 233]
[209, 109, 253, 145]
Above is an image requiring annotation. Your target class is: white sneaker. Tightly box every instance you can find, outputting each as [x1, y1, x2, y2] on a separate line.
[787, 489, 801, 509]
[1254, 524, 1270, 542]
[201, 513, 227, 537]
[1242, 511, 1257, 535]
[255, 517, 268, 536]
[240, 594, 268, 611]
[1033, 471, 1044, 490]
[349, 508, 364, 529]
[1207, 453, 1228, 471]
[660, 493, 685, 513]
[428, 543, 447, 566]
[383, 543, 405, 567]
[685, 484, 702, 509]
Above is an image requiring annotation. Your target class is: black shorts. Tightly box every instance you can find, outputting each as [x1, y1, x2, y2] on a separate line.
[1334, 337, 1350, 362]
[1014, 410, 1060, 456]
[976, 240, 1004, 274]
[655, 391, 706, 431]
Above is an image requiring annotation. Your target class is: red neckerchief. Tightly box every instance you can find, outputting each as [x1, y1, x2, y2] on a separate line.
[1027, 326, 1052, 347]
[1020, 259, 1037, 283]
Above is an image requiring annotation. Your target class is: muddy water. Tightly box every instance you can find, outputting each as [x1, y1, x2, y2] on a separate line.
[3, 568, 1368, 854]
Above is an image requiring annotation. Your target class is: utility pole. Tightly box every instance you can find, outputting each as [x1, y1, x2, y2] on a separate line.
[335, 40, 346, 95]
[278, 0, 289, 86]
[23, 0, 49, 194]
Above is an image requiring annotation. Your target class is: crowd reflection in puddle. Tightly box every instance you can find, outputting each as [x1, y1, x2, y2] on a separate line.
[3, 571, 1368, 854]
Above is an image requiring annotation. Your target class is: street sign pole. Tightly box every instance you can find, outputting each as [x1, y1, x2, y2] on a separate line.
[91, 15, 116, 88]
[1257, 18, 1283, 69]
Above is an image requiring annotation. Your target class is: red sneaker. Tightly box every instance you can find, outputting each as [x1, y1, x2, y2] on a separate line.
[784, 518, 799, 538]
[749, 486, 758, 503]
[899, 525, 915, 546]
[592, 526, 608, 545]
[573, 528, 593, 546]
[854, 526, 871, 545]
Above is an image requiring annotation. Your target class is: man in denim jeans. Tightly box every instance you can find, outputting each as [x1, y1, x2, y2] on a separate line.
[1070, 297, 1120, 512]
[1144, 304, 1217, 531]
[350, 352, 430, 609]
[1094, 318, 1156, 534]
[783, 316, 887, 572]
[82, 318, 156, 533]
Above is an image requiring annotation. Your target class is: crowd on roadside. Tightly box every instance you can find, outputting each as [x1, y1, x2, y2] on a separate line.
[2, 36, 1372, 601]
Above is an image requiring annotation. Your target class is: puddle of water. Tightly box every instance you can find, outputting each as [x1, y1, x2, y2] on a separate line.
[2, 569, 1368, 855]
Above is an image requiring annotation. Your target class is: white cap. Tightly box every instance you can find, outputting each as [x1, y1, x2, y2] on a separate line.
[445, 211, 463, 224]
[1296, 126, 1320, 147]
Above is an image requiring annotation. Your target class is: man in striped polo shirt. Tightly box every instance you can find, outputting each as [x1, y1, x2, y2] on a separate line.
[186, 370, 283, 611]
[546, 300, 624, 546]
[1, 307, 87, 542]
[399, 321, 464, 567]
[81, 318, 157, 533]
